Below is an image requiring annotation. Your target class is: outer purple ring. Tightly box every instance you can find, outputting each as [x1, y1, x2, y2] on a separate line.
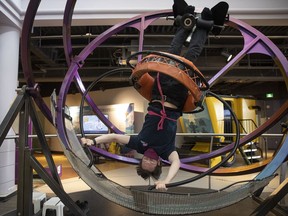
[21, 1, 288, 173]
[21, 0, 53, 122]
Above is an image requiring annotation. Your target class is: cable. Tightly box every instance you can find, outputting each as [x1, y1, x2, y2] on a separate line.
[149, 90, 241, 190]
[78, 68, 132, 167]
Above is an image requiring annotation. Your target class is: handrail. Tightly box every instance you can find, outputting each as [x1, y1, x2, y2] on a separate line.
[4, 133, 283, 139]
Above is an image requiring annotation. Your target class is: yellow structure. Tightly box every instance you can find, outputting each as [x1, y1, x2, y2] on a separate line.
[179, 95, 258, 167]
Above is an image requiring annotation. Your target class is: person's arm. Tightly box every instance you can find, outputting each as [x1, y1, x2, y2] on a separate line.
[81, 137, 95, 146]
[81, 134, 130, 146]
[155, 151, 180, 190]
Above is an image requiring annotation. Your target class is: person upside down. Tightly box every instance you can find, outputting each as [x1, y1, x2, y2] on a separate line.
[82, 0, 225, 190]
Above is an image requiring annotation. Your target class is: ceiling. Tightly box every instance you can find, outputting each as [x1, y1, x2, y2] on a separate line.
[18, 23, 288, 100]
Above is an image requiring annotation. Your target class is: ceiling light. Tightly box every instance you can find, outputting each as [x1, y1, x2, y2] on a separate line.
[85, 26, 92, 36]
[221, 50, 233, 62]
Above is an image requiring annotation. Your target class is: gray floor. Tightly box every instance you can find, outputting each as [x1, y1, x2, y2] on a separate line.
[1, 155, 287, 216]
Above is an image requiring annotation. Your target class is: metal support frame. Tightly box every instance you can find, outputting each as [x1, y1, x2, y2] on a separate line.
[279, 161, 287, 206]
[0, 86, 85, 216]
[251, 178, 288, 216]
[238, 146, 251, 165]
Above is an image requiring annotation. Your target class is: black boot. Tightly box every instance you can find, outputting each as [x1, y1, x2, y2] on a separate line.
[201, 7, 213, 21]
[210, 1, 229, 35]
[172, 0, 188, 18]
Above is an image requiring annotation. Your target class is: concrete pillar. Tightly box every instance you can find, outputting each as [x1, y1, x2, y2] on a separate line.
[0, 25, 20, 198]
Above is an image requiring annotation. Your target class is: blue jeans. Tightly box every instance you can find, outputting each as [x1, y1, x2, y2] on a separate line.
[168, 27, 208, 62]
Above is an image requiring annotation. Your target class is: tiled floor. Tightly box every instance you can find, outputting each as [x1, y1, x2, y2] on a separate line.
[0, 152, 287, 216]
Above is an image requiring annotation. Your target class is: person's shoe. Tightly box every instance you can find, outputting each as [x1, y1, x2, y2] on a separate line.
[201, 7, 213, 21]
[172, 0, 188, 18]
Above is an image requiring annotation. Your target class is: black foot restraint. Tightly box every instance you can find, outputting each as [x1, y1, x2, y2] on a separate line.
[82, 144, 95, 168]
[172, 0, 188, 18]
[211, 1, 229, 35]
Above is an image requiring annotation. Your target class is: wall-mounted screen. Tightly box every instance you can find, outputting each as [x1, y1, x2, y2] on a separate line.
[69, 103, 134, 134]
[83, 114, 109, 134]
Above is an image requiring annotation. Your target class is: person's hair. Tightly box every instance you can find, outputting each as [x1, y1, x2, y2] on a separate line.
[136, 159, 162, 180]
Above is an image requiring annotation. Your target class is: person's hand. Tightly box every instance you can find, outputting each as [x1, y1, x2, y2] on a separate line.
[81, 137, 94, 146]
[154, 180, 168, 191]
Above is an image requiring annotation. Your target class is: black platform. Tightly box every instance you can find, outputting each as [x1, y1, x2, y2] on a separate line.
[65, 189, 277, 216]
[1, 188, 283, 216]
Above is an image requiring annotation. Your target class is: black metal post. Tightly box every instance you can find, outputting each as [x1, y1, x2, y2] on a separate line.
[0, 88, 25, 146]
[28, 97, 63, 188]
[0, 86, 86, 215]
[17, 90, 33, 216]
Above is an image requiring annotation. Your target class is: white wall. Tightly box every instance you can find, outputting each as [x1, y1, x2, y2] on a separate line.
[59, 86, 147, 112]
[0, 0, 21, 28]
[18, 0, 288, 26]
[20, 0, 288, 12]
[0, 25, 20, 198]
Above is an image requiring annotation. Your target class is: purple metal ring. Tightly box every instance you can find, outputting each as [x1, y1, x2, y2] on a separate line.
[21, 2, 288, 173]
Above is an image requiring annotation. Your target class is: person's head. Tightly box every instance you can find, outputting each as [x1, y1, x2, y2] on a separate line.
[136, 148, 162, 180]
